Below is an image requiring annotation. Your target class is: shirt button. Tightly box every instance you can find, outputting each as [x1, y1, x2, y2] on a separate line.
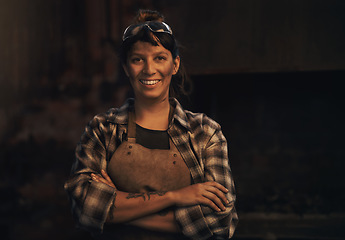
[173, 154, 177, 157]
[129, 145, 132, 149]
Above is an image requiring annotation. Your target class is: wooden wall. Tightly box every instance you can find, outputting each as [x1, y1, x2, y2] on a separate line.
[1, 0, 345, 93]
[162, 0, 345, 74]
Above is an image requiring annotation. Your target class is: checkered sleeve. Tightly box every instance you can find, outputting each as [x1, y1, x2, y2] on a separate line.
[175, 119, 238, 239]
[202, 127, 238, 238]
[64, 113, 116, 232]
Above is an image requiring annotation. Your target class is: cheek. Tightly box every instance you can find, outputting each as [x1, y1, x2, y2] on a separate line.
[161, 63, 175, 78]
[126, 67, 139, 88]
[127, 65, 141, 80]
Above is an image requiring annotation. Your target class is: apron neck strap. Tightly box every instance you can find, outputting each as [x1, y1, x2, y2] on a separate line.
[127, 109, 136, 143]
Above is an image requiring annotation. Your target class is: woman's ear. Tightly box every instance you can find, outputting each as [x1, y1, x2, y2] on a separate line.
[173, 56, 180, 75]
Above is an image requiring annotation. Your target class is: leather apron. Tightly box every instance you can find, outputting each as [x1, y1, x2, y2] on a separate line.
[103, 109, 191, 240]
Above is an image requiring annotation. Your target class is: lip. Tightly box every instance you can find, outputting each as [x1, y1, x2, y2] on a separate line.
[139, 79, 161, 86]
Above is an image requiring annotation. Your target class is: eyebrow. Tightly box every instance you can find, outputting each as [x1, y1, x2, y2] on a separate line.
[129, 51, 170, 57]
[155, 51, 169, 56]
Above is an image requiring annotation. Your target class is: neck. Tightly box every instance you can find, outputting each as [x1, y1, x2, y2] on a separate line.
[134, 97, 171, 130]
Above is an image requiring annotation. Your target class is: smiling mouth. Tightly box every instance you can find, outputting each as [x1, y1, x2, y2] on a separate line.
[140, 79, 160, 85]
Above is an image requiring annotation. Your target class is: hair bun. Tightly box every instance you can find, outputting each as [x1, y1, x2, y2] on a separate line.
[134, 9, 165, 23]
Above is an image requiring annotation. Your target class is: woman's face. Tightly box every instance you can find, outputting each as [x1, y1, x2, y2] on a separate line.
[123, 41, 180, 102]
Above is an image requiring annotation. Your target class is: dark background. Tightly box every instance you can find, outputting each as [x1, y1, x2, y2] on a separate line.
[1, 1, 345, 239]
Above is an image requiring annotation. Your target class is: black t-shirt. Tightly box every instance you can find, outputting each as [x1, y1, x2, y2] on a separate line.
[135, 124, 170, 150]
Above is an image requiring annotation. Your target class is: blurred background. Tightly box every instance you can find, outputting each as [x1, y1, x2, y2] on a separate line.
[1, 0, 345, 239]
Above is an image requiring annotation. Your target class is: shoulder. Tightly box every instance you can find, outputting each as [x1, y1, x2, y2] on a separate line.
[89, 99, 132, 127]
[81, 100, 132, 143]
[183, 110, 228, 148]
[171, 98, 221, 135]
[185, 110, 221, 135]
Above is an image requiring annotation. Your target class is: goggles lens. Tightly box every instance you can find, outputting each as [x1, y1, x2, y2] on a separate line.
[122, 21, 173, 41]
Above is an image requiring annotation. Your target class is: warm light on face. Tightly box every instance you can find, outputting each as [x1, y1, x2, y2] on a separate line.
[123, 41, 180, 102]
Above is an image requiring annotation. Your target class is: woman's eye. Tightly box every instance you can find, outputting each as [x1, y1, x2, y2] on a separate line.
[156, 56, 166, 61]
[131, 57, 142, 63]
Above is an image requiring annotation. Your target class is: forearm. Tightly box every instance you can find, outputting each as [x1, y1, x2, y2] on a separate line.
[106, 190, 175, 224]
[128, 209, 180, 233]
[92, 170, 232, 236]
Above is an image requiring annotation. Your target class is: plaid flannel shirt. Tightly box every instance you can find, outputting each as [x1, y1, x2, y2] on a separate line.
[64, 98, 238, 239]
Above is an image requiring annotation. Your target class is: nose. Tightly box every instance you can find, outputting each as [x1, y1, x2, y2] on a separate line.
[142, 59, 156, 75]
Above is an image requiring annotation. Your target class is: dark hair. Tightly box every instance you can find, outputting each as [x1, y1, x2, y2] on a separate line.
[119, 10, 192, 98]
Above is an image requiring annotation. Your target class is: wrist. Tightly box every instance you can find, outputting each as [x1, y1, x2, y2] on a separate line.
[166, 191, 177, 206]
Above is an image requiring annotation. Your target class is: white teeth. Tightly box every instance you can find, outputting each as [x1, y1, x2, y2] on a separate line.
[140, 80, 160, 85]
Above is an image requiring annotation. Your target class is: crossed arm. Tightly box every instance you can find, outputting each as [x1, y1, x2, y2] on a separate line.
[91, 170, 230, 233]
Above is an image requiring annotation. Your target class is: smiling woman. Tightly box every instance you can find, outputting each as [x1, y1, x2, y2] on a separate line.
[65, 9, 238, 240]
[123, 41, 180, 109]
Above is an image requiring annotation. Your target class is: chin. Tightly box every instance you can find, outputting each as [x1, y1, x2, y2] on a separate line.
[137, 91, 169, 101]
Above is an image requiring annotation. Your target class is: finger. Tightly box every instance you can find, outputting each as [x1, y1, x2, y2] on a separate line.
[206, 186, 229, 205]
[100, 170, 115, 187]
[200, 197, 222, 212]
[101, 170, 113, 183]
[94, 172, 116, 188]
[91, 173, 101, 182]
[202, 191, 226, 211]
[205, 181, 229, 193]
[92, 173, 108, 184]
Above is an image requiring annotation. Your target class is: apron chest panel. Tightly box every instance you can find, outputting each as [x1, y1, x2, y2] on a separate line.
[107, 110, 191, 193]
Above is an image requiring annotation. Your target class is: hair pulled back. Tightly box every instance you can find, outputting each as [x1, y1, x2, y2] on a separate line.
[119, 9, 192, 98]
[134, 9, 164, 23]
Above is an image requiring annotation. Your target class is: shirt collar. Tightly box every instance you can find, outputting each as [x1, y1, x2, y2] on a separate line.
[169, 98, 191, 131]
[107, 98, 191, 131]
[105, 98, 133, 125]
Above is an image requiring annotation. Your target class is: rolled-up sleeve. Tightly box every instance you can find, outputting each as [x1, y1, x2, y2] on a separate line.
[64, 114, 116, 232]
[175, 126, 238, 240]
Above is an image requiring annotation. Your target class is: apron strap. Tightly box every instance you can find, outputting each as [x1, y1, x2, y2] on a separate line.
[127, 110, 136, 143]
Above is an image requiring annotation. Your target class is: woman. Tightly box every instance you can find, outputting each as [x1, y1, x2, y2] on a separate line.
[65, 10, 238, 240]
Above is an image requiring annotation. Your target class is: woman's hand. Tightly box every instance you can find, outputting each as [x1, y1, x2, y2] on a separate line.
[170, 182, 230, 212]
[91, 170, 116, 189]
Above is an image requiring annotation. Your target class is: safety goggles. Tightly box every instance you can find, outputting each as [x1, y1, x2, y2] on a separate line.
[122, 21, 173, 41]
